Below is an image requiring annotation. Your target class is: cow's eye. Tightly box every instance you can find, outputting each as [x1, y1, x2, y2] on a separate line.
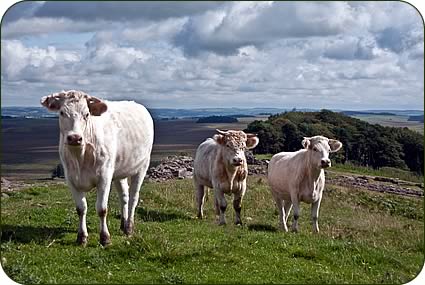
[313, 147, 318, 152]
[84, 113, 89, 119]
[60, 111, 64, 116]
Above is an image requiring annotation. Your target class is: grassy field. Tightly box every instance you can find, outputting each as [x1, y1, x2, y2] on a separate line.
[1, 177, 423, 284]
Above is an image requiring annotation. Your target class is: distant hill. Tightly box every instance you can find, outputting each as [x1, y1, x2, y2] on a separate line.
[245, 109, 424, 174]
[341, 111, 396, 116]
[196, 116, 238, 123]
[408, 115, 424, 123]
[228, 114, 256, 118]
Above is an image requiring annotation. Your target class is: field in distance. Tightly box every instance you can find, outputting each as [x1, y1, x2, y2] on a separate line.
[352, 114, 423, 134]
[1, 116, 265, 179]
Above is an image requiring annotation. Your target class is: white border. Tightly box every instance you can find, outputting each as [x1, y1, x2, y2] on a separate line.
[0, 1, 423, 285]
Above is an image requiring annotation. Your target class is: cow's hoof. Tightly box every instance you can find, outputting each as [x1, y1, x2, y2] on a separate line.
[120, 218, 126, 232]
[100, 232, 111, 247]
[197, 213, 203, 219]
[218, 221, 226, 226]
[235, 221, 243, 226]
[76, 234, 88, 246]
[124, 222, 134, 236]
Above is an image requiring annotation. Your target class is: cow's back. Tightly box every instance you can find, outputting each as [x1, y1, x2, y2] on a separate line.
[102, 101, 154, 178]
[193, 138, 218, 188]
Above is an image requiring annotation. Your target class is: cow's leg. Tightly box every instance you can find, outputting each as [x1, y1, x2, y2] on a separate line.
[70, 188, 88, 246]
[126, 162, 149, 236]
[290, 193, 300, 233]
[195, 183, 206, 219]
[96, 171, 113, 246]
[114, 178, 129, 233]
[233, 184, 246, 225]
[283, 200, 293, 223]
[275, 198, 288, 232]
[311, 198, 322, 233]
[214, 192, 220, 216]
[214, 188, 227, 225]
[233, 194, 243, 225]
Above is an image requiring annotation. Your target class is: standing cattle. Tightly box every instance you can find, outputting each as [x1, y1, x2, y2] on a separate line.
[268, 136, 342, 233]
[194, 129, 259, 225]
[41, 90, 154, 246]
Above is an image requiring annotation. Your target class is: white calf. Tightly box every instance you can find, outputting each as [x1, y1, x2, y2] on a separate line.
[268, 136, 342, 232]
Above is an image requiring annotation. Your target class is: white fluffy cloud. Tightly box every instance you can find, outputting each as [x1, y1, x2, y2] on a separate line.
[1, 40, 80, 81]
[1, 1, 423, 109]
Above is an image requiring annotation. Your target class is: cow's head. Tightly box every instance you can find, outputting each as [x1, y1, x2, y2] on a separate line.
[302, 136, 342, 169]
[40, 90, 107, 147]
[213, 129, 259, 167]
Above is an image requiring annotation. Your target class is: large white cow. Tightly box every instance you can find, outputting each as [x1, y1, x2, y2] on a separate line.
[194, 129, 259, 225]
[268, 136, 342, 233]
[41, 90, 154, 246]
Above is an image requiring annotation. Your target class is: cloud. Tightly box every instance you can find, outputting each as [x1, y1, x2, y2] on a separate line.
[83, 44, 149, 74]
[33, 1, 224, 21]
[2, 1, 43, 23]
[2, 17, 108, 38]
[323, 36, 383, 60]
[174, 1, 356, 56]
[1, 40, 80, 81]
[1, 1, 423, 110]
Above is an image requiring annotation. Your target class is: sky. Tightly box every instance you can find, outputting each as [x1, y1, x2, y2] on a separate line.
[1, 1, 424, 110]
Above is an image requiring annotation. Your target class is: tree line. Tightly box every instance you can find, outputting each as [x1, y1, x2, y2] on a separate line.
[245, 110, 424, 174]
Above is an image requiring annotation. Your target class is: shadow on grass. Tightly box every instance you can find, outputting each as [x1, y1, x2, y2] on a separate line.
[1, 224, 70, 244]
[137, 208, 191, 222]
[247, 223, 278, 232]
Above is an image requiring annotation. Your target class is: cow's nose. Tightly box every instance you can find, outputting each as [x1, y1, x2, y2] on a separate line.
[67, 134, 83, 146]
[232, 157, 243, 166]
[321, 159, 331, 168]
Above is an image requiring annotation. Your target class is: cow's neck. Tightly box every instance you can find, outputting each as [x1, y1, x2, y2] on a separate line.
[216, 150, 244, 191]
[304, 152, 323, 183]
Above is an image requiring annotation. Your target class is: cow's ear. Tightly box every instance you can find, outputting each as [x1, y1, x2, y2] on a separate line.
[40, 93, 66, 111]
[329, 139, 342, 152]
[302, 137, 311, 149]
[246, 134, 259, 149]
[86, 96, 107, 116]
[213, 134, 225, 145]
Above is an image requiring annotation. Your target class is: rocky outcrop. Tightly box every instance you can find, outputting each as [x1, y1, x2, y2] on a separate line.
[146, 154, 269, 181]
[327, 174, 423, 198]
[147, 156, 194, 181]
[1, 177, 28, 194]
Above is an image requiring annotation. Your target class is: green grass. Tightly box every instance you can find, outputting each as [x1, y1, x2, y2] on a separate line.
[331, 163, 423, 183]
[254, 153, 273, 160]
[1, 178, 423, 284]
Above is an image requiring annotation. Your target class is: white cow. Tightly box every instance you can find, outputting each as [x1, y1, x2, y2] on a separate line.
[41, 90, 154, 246]
[268, 136, 342, 233]
[194, 129, 259, 225]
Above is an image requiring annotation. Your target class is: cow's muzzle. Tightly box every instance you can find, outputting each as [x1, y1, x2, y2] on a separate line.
[67, 134, 83, 146]
[321, 159, 331, 168]
[232, 157, 243, 166]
